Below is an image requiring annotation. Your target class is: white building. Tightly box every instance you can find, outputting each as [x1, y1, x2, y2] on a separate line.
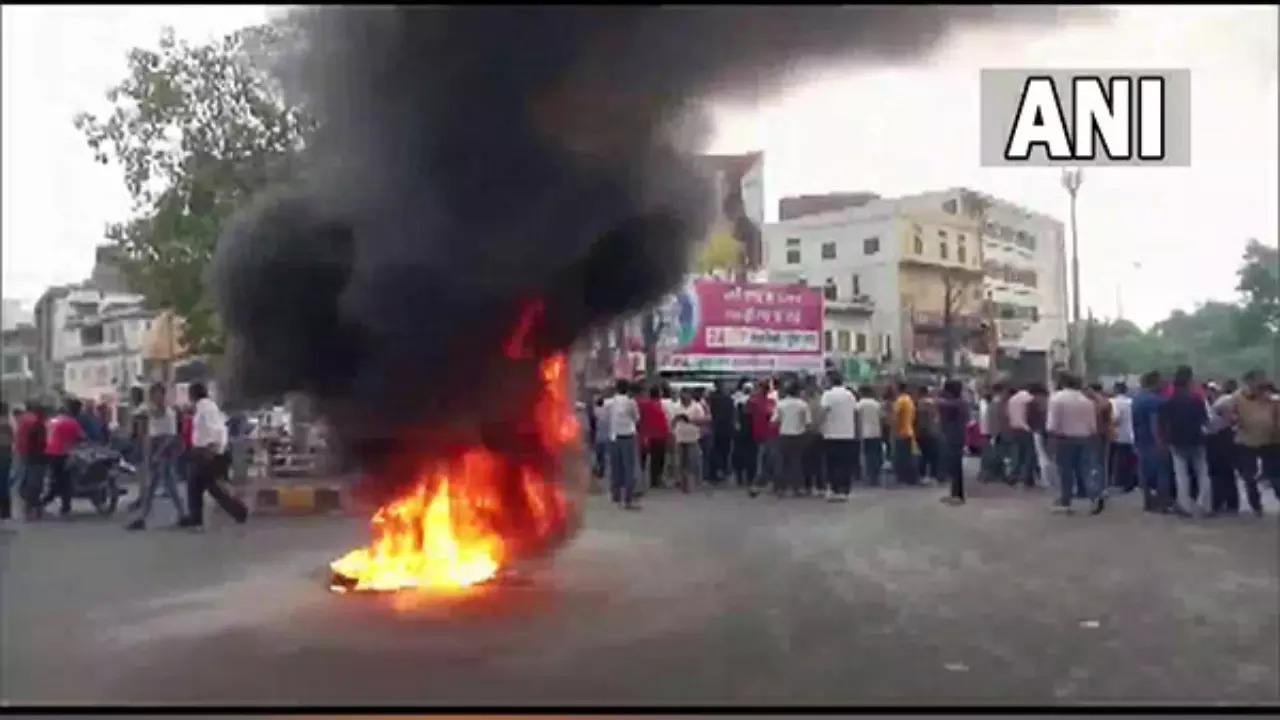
[764, 188, 1069, 381]
[36, 286, 155, 402]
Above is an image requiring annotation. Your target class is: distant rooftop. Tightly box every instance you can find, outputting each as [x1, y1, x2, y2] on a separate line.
[778, 192, 881, 221]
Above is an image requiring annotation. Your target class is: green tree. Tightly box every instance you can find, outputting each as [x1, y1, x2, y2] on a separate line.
[1236, 238, 1280, 340]
[74, 22, 313, 356]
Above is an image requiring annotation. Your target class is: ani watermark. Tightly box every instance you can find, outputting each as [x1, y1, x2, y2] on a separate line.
[980, 68, 1191, 167]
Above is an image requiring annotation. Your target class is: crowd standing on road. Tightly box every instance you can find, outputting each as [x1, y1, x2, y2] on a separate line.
[583, 364, 1280, 519]
[1, 381, 246, 533]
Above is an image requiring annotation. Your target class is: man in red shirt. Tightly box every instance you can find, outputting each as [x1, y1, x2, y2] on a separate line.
[40, 399, 85, 516]
[746, 379, 778, 497]
[14, 403, 48, 520]
[636, 385, 670, 492]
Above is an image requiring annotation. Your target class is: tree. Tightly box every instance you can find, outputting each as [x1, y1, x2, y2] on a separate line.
[639, 308, 667, 387]
[695, 226, 743, 276]
[941, 189, 992, 376]
[1236, 238, 1279, 340]
[74, 22, 313, 356]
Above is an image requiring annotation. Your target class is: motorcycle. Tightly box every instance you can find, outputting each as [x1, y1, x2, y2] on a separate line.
[67, 445, 135, 517]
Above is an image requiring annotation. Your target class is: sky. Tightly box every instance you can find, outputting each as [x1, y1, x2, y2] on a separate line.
[3, 5, 1276, 329]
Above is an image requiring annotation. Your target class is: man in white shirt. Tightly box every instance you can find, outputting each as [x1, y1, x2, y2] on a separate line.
[1108, 381, 1137, 493]
[180, 382, 248, 529]
[605, 379, 641, 509]
[819, 372, 858, 501]
[1046, 373, 1104, 515]
[672, 389, 707, 493]
[1005, 385, 1036, 487]
[773, 381, 811, 497]
[855, 385, 883, 487]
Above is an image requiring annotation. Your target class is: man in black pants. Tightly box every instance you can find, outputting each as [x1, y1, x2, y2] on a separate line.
[937, 380, 971, 505]
[706, 381, 735, 485]
[180, 383, 248, 529]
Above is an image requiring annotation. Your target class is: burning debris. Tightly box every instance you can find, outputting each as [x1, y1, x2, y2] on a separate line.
[209, 7, 1103, 593]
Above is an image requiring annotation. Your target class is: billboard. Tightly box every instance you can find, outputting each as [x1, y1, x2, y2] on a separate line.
[656, 279, 824, 374]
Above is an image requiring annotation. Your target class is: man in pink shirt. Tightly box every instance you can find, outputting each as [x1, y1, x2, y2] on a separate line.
[40, 398, 85, 517]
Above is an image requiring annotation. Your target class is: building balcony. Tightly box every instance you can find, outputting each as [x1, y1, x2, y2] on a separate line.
[899, 256, 984, 274]
[909, 310, 987, 333]
[823, 294, 875, 315]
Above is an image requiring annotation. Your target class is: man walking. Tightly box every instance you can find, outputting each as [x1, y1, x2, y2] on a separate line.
[856, 385, 883, 487]
[179, 383, 248, 529]
[41, 399, 85, 517]
[914, 386, 941, 485]
[937, 379, 971, 505]
[980, 384, 1009, 483]
[1233, 370, 1279, 516]
[746, 380, 778, 497]
[1205, 380, 1240, 513]
[1046, 372, 1105, 515]
[1109, 381, 1137, 492]
[671, 388, 708, 494]
[706, 381, 735, 485]
[1158, 366, 1212, 518]
[819, 371, 858, 501]
[125, 383, 187, 531]
[1132, 371, 1171, 512]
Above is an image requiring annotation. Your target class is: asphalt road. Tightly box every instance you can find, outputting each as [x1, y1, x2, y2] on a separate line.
[2, 479, 1278, 707]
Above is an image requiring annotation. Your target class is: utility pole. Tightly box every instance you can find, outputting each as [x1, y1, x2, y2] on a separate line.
[1061, 168, 1085, 378]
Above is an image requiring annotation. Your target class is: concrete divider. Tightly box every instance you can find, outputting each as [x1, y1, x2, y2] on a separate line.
[233, 473, 363, 517]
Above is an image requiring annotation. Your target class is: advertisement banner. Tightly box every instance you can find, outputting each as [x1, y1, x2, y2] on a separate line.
[658, 279, 824, 374]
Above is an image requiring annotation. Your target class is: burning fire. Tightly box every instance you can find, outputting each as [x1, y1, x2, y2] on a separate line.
[330, 302, 581, 593]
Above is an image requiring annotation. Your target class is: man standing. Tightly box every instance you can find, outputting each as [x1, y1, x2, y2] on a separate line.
[1005, 383, 1036, 488]
[773, 381, 811, 498]
[936, 380, 971, 505]
[1204, 380, 1240, 513]
[41, 399, 85, 517]
[891, 382, 919, 486]
[1028, 383, 1055, 490]
[913, 386, 941, 486]
[746, 380, 778, 497]
[179, 383, 248, 528]
[605, 379, 641, 510]
[1132, 371, 1170, 512]
[1047, 373, 1104, 514]
[671, 388, 707, 494]
[125, 383, 187, 531]
[1233, 370, 1279, 516]
[1109, 381, 1137, 493]
[1157, 366, 1212, 518]
[14, 402, 47, 520]
[706, 381, 736, 485]
[637, 385, 670, 492]
[819, 371, 858, 501]
[856, 385, 883, 487]
[803, 380, 826, 495]
[0, 403, 13, 528]
[980, 384, 1009, 483]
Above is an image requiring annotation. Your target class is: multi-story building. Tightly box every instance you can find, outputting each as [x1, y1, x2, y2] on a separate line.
[1, 324, 40, 404]
[763, 188, 1068, 382]
[35, 285, 155, 402]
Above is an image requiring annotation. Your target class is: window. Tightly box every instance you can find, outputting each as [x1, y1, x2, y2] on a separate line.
[1, 355, 20, 375]
[80, 325, 104, 347]
[957, 246, 967, 263]
[67, 367, 77, 382]
[850, 274, 861, 296]
[785, 237, 801, 265]
[938, 229, 948, 238]
[820, 242, 837, 260]
[883, 334, 893, 359]
[837, 330, 851, 352]
[823, 279, 838, 301]
[942, 198, 958, 214]
[823, 330, 833, 352]
[863, 237, 880, 255]
[912, 236, 923, 254]
[957, 234, 967, 243]
[939, 242, 949, 260]
[1030, 307, 1040, 322]
[855, 333, 867, 353]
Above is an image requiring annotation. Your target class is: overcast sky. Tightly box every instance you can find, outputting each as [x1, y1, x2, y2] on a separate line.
[3, 6, 1276, 328]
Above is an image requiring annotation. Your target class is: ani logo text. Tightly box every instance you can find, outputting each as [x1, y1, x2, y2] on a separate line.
[980, 68, 1191, 167]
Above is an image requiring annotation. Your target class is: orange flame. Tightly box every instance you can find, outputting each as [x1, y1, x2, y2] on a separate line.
[329, 352, 579, 593]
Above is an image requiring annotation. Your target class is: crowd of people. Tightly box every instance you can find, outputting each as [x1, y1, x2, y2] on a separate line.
[0, 381, 248, 532]
[584, 365, 1280, 518]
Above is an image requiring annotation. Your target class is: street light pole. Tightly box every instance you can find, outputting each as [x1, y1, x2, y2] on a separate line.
[1061, 168, 1085, 377]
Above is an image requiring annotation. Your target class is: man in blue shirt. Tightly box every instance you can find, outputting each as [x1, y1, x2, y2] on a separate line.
[77, 400, 110, 445]
[1157, 365, 1212, 517]
[1131, 370, 1170, 512]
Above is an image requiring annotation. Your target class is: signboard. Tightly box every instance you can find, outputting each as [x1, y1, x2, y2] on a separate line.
[656, 279, 824, 374]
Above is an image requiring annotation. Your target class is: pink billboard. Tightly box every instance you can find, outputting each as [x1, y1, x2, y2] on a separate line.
[659, 279, 824, 374]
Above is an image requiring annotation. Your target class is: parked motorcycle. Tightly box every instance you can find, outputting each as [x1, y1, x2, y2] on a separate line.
[67, 445, 135, 517]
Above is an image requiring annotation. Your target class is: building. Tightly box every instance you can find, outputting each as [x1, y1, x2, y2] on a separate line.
[1, 324, 40, 404]
[35, 285, 155, 403]
[763, 188, 1068, 381]
[2, 298, 33, 331]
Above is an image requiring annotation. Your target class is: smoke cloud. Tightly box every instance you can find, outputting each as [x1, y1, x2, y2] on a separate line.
[211, 7, 1104, 490]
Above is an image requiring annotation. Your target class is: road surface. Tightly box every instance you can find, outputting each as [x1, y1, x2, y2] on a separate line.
[2, 482, 1278, 706]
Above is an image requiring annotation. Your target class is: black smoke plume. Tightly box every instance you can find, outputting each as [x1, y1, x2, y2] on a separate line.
[211, 7, 1103, 496]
